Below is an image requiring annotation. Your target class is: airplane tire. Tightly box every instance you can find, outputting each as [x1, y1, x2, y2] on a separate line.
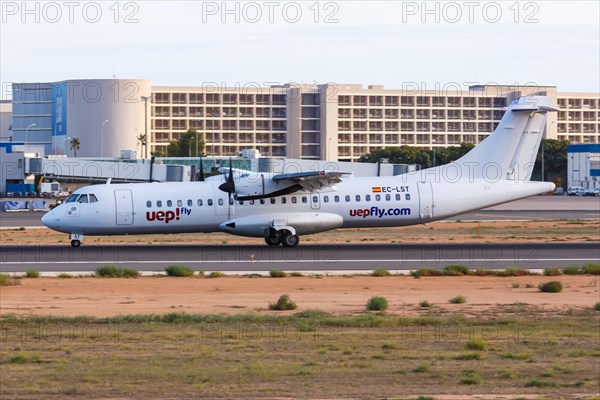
[265, 236, 281, 246]
[281, 233, 299, 248]
[71, 239, 81, 248]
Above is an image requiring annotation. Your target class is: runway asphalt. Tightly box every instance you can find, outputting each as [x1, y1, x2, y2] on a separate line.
[1, 243, 598, 273]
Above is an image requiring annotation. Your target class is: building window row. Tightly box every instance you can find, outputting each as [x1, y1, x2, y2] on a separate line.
[338, 95, 507, 108]
[152, 93, 287, 105]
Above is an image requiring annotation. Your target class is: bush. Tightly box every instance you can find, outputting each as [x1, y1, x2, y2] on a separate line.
[561, 266, 582, 275]
[367, 296, 389, 311]
[419, 300, 432, 308]
[25, 269, 40, 278]
[411, 268, 445, 277]
[544, 268, 561, 276]
[372, 268, 391, 277]
[0, 274, 20, 286]
[465, 340, 487, 351]
[57, 273, 73, 279]
[444, 264, 469, 276]
[165, 265, 194, 277]
[583, 263, 600, 275]
[209, 271, 225, 278]
[96, 265, 140, 278]
[453, 352, 483, 361]
[290, 272, 303, 277]
[269, 294, 297, 311]
[459, 369, 481, 385]
[524, 379, 557, 388]
[412, 364, 429, 373]
[538, 281, 563, 293]
[449, 296, 467, 304]
[594, 302, 600, 311]
[269, 269, 287, 278]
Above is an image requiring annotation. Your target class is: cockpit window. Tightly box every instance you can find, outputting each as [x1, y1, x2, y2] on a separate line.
[66, 194, 79, 203]
[89, 194, 98, 203]
[77, 194, 89, 203]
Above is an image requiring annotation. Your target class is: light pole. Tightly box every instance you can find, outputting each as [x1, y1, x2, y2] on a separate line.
[101, 120, 109, 157]
[63, 136, 72, 156]
[25, 123, 36, 149]
[141, 96, 150, 158]
[432, 138, 437, 168]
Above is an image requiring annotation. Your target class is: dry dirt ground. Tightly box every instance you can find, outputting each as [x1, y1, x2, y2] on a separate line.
[2, 274, 598, 318]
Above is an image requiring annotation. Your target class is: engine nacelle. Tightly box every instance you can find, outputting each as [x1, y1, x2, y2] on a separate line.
[218, 212, 343, 237]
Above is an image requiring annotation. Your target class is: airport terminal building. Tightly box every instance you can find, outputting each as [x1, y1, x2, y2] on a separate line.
[4, 80, 599, 161]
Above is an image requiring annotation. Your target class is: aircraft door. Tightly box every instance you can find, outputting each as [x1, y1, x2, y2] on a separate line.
[114, 189, 134, 225]
[310, 193, 321, 210]
[417, 181, 434, 219]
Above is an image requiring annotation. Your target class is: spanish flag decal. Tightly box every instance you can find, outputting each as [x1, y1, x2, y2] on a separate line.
[372, 187, 382, 193]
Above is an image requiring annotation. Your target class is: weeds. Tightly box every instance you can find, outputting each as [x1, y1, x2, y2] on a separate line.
[539, 281, 563, 293]
[465, 340, 487, 351]
[449, 296, 466, 304]
[0, 274, 21, 286]
[372, 268, 391, 277]
[269, 270, 287, 278]
[208, 271, 225, 278]
[269, 294, 298, 311]
[25, 269, 40, 278]
[419, 300, 432, 308]
[57, 273, 73, 279]
[95, 265, 140, 278]
[165, 265, 194, 277]
[366, 296, 389, 311]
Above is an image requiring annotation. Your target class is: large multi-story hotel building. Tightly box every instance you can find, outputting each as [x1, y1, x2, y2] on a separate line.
[7, 80, 599, 160]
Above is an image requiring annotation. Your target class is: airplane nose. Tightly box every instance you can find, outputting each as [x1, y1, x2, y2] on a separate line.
[42, 211, 56, 229]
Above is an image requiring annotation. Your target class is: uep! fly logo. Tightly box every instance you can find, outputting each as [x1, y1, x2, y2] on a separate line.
[146, 208, 192, 224]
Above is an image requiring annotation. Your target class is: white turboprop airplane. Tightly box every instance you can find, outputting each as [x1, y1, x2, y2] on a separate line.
[43, 96, 556, 248]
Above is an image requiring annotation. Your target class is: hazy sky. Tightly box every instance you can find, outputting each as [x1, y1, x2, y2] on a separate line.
[1, 1, 599, 97]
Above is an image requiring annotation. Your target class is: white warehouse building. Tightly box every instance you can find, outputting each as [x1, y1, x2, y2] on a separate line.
[11, 80, 151, 157]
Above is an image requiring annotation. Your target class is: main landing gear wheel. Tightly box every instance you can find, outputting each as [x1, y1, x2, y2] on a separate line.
[281, 232, 300, 248]
[71, 240, 81, 248]
[265, 235, 281, 246]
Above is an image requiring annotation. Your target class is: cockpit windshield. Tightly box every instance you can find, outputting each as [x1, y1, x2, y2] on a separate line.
[66, 193, 98, 203]
[66, 194, 79, 203]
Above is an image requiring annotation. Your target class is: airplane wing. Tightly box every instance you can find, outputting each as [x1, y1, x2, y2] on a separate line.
[272, 170, 352, 191]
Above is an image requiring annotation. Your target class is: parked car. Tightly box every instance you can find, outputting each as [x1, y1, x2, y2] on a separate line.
[583, 187, 600, 197]
[567, 186, 586, 196]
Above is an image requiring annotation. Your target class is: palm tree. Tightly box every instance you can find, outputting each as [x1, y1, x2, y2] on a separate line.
[70, 137, 81, 157]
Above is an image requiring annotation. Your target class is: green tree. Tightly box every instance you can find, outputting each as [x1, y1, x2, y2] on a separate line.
[531, 139, 569, 185]
[359, 143, 475, 168]
[70, 137, 81, 157]
[166, 129, 205, 157]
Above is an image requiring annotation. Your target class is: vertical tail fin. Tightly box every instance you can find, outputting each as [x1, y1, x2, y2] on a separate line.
[457, 96, 557, 181]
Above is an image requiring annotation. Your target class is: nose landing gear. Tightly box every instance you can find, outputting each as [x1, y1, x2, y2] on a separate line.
[70, 233, 84, 248]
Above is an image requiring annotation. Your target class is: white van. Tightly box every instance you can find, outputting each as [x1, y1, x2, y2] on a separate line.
[567, 186, 586, 196]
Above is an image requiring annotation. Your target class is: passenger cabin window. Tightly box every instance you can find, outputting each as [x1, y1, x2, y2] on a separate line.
[239, 201, 244, 205]
[260, 199, 265, 204]
[291, 197, 297, 204]
[89, 194, 98, 203]
[250, 200, 255, 205]
[146, 201, 152, 208]
[177, 200, 183, 207]
[302, 196, 307, 204]
[385, 194, 391, 201]
[281, 197, 286, 204]
[197, 199, 203, 206]
[218, 199, 224, 206]
[355, 195, 361, 202]
[365, 195, 371, 202]
[323, 196, 329, 203]
[208, 199, 213, 206]
[345, 195, 350, 202]
[229, 198, 234, 205]
[187, 199, 193, 207]
[334, 195, 340, 202]
[375, 194, 381, 201]
[270, 198, 276, 204]
[405, 194, 411, 201]
[77, 194, 88, 203]
[157, 200, 162, 207]
[66, 194, 79, 203]
[167, 200, 173, 207]
[395, 194, 401, 201]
